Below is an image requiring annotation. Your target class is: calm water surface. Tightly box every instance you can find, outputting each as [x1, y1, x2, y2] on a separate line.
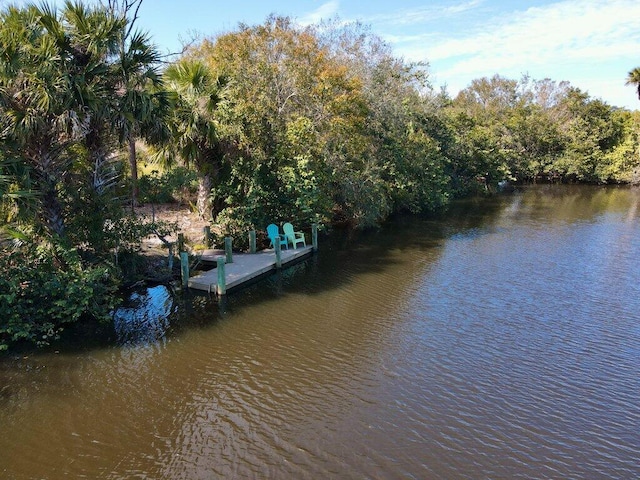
[1, 185, 639, 479]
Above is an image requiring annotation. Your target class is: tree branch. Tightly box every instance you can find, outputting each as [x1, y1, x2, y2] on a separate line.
[104, 0, 144, 40]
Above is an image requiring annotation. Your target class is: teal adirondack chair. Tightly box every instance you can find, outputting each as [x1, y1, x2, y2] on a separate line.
[266, 223, 289, 249]
[282, 222, 306, 249]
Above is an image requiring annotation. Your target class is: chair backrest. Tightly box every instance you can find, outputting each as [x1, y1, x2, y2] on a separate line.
[282, 223, 295, 237]
[266, 223, 279, 240]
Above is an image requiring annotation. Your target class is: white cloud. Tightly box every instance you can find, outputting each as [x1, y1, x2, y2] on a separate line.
[360, 0, 484, 27]
[299, 1, 341, 26]
[385, 0, 640, 108]
[418, 0, 640, 65]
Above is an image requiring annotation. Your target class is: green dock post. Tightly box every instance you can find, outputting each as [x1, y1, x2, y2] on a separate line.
[180, 252, 189, 288]
[249, 230, 256, 254]
[177, 233, 185, 253]
[224, 236, 233, 263]
[275, 237, 282, 268]
[204, 226, 212, 248]
[217, 256, 226, 296]
[312, 223, 318, 252]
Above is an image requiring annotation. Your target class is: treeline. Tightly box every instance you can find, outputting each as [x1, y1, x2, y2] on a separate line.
[170, 18, 640, 231]
[1, 3, 638, 350]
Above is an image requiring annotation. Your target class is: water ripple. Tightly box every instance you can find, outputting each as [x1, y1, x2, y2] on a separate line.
[1, 187, 639, 479]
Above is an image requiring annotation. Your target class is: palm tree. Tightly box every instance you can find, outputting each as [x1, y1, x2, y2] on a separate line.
[64, 0, 168, 208]
[162, 59, 228, 219]
[625, 67, 640, 101]
[61, 2, 130, 198]
[0, 2, 149, 240]
[0, 156, 36, 232]
[113, 29, 169, 208]
[0, 3, 98, 239]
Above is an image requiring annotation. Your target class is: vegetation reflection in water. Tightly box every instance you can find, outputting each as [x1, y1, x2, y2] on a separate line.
[1, 185, 639, 479]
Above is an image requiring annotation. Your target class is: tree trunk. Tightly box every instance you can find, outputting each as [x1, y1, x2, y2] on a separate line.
[33, 151, 67, 241]
[196, 172, 212, 220]
[42, 183, 66, 240]
[129, 136, 138, 209]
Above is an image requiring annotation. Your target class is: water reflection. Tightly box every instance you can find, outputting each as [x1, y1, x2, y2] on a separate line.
[112, 285, 174, 346]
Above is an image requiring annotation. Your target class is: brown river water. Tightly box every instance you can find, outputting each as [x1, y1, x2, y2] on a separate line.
[1, 185, 639, 479]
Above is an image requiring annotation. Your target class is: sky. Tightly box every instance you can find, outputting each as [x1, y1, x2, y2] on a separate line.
[4, 0, 640, 109]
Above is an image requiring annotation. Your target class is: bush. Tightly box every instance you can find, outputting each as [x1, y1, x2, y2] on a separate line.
[0, 243, 119, 351]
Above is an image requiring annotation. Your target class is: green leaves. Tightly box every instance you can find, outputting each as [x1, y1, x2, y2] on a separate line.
[0, 243, 118, 351]
[0, 2, 174, 352]
[446, 75, 636, 186]
[160, 58, 226, 218]
[185, 17, 455, 230]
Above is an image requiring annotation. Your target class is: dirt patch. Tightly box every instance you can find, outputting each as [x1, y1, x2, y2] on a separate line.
[134, 203, 211, 255]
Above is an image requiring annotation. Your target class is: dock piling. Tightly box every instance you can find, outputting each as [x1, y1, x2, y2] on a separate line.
[312, 224, 318, 252]
[249, 230, 257, 254]
[178, 233, 185, 253]
[275, 237, 282, 268]
[204, 226, 212, 248]
[225, 236, 233, 263]
[180, 252, 189, 288]
[216, 256, 226, 295]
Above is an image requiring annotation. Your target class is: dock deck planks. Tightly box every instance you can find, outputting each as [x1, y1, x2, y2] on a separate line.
[188, 246, 314, 293]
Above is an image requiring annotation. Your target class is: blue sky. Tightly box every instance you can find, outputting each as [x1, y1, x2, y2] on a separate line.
[4, 0, 639, 109]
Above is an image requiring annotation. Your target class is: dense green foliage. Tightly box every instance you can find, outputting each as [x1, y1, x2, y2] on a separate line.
[0, 2, 170, 351]
[0, 244, 117, 350]
[185, 18, 453, 231]
[447, 75, 639, 187]
[160, 58, 229, 218]
[138, 166, 198, 204]
[1, 3, 639, 351]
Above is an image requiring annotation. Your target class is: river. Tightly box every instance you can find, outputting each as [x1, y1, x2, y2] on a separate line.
[1, 185, 639, 479]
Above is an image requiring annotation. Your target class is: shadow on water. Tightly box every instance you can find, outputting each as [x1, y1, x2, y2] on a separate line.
[79, 191, 511, 350]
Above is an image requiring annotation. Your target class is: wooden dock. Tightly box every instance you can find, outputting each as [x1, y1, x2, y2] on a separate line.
[187, 246, 314, 294]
